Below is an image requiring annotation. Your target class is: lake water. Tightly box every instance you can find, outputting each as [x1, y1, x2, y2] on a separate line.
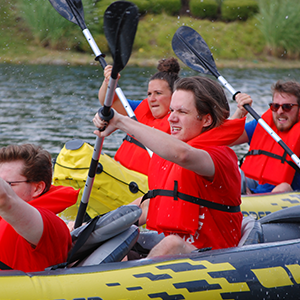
[1, 63, 300, 160]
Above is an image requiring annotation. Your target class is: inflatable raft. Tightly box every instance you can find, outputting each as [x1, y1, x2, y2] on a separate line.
[1, 204, 300, 299]
[53, 139, 300, 221]
[241, 190, 300, 219]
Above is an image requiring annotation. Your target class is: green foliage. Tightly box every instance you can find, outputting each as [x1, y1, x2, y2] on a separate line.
[19, 0, 101, 52]
[215, 0, 224, 6]
[0, 0, 33, 59]
[4, 0, 300, 64]
[130, 0, 152, 15]
[256, 0, 300, 58]
[97, 0, 180, 16]
[150, 0, 181, 15]
[133, 14, 265, 60]
[221, 0, 259, 21]
[133, 14, 177, 58]
[190, 0, 218, 19]
[18, 0, 78, 49]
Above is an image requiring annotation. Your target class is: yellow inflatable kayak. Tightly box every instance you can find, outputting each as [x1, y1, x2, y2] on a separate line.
[1, 204, 300, 300]
[241, 191, 300, 219]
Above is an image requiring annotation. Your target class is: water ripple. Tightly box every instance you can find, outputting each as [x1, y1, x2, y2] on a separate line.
[1, 63, 299, 161]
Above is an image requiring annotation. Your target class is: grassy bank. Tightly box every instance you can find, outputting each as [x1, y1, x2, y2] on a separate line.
[1, 0, 300, 68]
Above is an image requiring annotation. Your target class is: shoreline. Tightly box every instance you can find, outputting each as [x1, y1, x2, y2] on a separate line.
[2, 50, 300, 69]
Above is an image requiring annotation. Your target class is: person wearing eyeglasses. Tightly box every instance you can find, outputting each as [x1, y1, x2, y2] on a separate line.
[0, 144, 79, 272]
[231, 80, 300, 194]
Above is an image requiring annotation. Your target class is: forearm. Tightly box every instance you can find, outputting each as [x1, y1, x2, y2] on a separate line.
[231, 108, 246, 119]
[94, 112, 214, 176]
[5, 201, 43, 246]
[99, 81, 127, 115]
[98, 79, 108, 106]
[0, 181, 43, 245]
[118, 116, 187, 161]
[231, 93, 253, 119]
[130, 197, 148, 226]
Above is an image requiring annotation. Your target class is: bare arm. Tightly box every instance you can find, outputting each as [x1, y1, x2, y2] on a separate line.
[0, 179, 43, 246]
[230, 93, 252, 145]
[130, 197, 149, 226]
[93, 112, 215, 179]
[98, 65, 127, 115]
[231, 93, 253, 119]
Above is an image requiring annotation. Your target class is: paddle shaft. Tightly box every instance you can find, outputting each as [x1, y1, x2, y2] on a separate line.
[217, 75, 300, 169]
[74, 76, 118, 228]
[172, 25, 300, 170]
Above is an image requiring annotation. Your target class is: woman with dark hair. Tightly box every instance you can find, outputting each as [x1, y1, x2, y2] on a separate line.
[98, 58, 180, 175]
[94, 76, 245, 257]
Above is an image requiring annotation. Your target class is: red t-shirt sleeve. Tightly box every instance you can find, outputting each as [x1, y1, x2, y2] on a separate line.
[35, 208, 72, 266]
[3, 209, 72, 272]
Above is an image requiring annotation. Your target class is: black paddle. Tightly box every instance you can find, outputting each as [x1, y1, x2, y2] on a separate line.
[48, 0, 136, 120]
[172, 25, 300, 170]
[49, 0, 153, 157]
[74, 1, 139, 228]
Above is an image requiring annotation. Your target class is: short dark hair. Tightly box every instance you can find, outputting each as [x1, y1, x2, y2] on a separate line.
[0, 144, 52, 194]
[272, 80, 300, 105]
[149, 57, 180, 93]
[174, 76, 230, 132]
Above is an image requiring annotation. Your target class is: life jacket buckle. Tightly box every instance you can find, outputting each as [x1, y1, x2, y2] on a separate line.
[252, 149, 261, 155]
[147, 190, 155, 199]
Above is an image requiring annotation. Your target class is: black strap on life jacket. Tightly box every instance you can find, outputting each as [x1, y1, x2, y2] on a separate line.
[240, 149, 300, 175]
[123, 134, 146, 150]
[141, 181, 240, 213]
[0, 260, 12, 270]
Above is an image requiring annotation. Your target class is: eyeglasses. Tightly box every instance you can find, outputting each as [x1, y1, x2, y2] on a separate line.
[6, 180, 29, 186]
[269, 103, 299, 112]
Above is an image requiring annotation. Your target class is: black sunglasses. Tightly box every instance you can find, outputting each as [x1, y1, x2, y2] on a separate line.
[269, 103, 299, 112]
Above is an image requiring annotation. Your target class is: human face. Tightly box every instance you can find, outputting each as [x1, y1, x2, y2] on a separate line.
[272, 92, 300, 132]
[168, 90, 209, 142]
[0, 160, 35, 202]
[147, 79, 172, 119]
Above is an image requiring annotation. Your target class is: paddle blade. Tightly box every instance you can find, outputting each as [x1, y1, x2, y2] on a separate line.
[172, 26, 219, 77]
[48, 0, 86, 29]
[104, 1, 139, 76]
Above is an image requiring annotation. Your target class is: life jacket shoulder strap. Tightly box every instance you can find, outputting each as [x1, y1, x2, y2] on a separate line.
[141, 181, 240, 213]
[123, 134, 146, 150]
[240, 149, 300, 175]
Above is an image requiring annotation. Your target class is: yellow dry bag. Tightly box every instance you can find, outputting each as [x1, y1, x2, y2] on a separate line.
[53, 139, 148, 220]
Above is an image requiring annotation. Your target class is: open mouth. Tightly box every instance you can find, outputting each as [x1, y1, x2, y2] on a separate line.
[277, 117, 287, 123]
[171, 126, 181, 133]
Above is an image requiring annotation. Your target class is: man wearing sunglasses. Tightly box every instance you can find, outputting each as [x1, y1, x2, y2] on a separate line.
[232, 80, 300, 194]
[0, 144, 79, 272]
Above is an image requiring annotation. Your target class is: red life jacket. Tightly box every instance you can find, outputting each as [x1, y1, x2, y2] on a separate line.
[146, 118, 245, 237]
[241, 109, 300, 186]
[114, 99, 170, 175]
